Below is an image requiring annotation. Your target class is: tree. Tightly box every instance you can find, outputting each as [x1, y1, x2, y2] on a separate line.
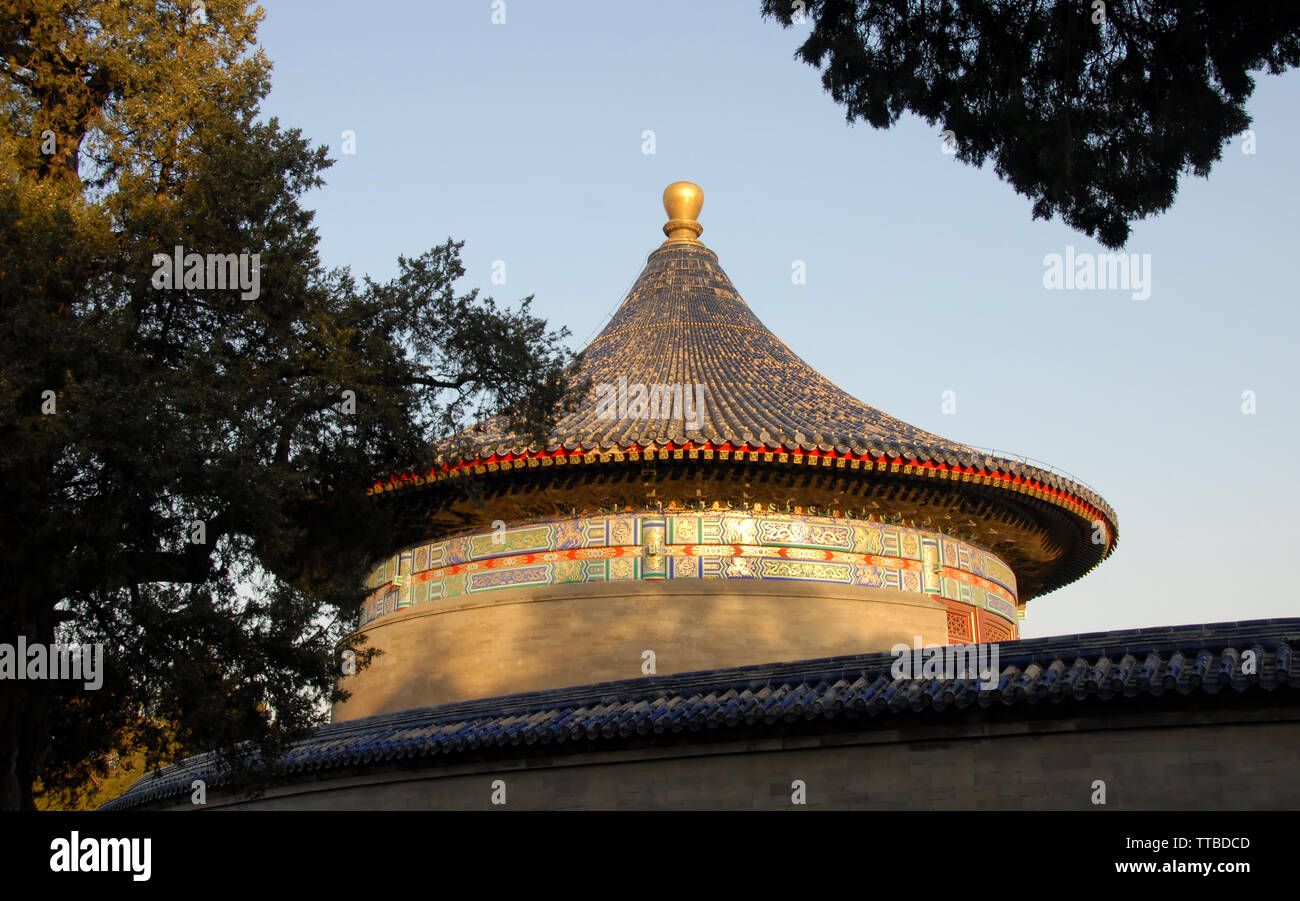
[762, 0, 1300, 247]
[0, 2, 581, 810]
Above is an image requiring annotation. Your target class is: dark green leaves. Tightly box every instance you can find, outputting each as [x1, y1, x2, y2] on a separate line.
[762, 0, 1300, 247]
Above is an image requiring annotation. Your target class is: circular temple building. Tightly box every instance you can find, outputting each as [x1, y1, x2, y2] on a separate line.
[338, 182, 1119, 722]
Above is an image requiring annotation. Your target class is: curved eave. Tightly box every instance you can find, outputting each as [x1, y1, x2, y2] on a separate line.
[367, 439, 1119, 593]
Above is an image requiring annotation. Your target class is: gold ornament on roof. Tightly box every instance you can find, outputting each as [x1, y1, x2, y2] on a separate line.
[662, 181, 704, 244]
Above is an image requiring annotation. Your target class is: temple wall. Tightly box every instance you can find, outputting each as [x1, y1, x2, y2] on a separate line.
[185, 712, 1300, 810]
[333, 579, 948, 721]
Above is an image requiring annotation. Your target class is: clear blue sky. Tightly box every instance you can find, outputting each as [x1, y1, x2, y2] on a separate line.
[255, 1, 1300, 639]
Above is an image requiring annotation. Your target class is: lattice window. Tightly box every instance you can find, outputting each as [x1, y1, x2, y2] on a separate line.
[947, 608, 973, 643]
[982, 619, 1012, 643]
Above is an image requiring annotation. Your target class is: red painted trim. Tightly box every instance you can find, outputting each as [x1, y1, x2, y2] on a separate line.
[367, 441, 1116, 540]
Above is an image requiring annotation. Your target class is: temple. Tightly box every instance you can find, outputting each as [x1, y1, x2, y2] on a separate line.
[105, 185, 1299, 811]
[335, 181, 1117, 720]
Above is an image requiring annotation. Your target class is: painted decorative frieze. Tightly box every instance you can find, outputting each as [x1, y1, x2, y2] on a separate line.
[360, 511, 1019, 633]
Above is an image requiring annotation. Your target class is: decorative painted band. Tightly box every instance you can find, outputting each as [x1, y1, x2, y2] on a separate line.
[360, 511, 1019, 629]
[366, 441, 1117, 552]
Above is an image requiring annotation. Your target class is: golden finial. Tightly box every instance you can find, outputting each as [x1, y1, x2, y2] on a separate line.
[662, 181, 704, 244]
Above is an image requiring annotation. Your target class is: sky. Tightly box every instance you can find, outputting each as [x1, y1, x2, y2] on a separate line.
[254, 1, 1300, 640]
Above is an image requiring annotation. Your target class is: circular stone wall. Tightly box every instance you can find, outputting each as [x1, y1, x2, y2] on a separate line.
[334, 511, 1020, 720]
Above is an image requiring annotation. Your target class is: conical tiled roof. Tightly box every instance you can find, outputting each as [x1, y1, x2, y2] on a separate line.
[472, 240, 973, 452]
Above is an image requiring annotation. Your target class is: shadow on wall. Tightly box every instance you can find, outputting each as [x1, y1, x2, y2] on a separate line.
[334, 580, 948, 720]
